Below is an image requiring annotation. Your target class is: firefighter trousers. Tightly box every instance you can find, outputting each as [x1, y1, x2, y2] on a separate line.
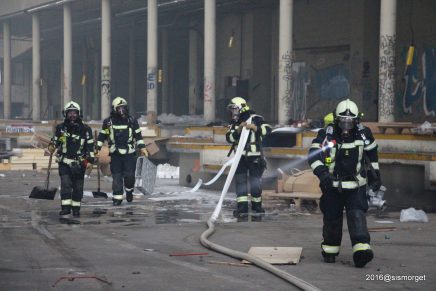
[110, 153, 136, 201]
[235, 155, 265, 213]
[319, 185, 370, 251]
[59, 162, 85, 210]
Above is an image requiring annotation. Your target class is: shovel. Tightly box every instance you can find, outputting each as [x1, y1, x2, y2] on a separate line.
[29, 151, 58, 200]
[92, 131, 108, 199]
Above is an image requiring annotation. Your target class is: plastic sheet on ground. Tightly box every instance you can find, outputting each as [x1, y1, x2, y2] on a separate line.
[400, 207, 429, 223]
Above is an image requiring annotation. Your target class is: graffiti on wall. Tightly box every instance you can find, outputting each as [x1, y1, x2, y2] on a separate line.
[378, 34, 396, 118]
[315, 64, 349, 100]
[147, 67, 157, 91]
[101, 66, 111, 98]
[402, 47, 436, 116]
[290, 62, 310, 120]
[204, 79, 214, 103]
[281, 50, 293, 118]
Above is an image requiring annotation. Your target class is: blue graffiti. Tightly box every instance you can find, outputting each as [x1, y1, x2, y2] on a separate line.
[402, 47, 436, 116]
[315, 64, 350, 100]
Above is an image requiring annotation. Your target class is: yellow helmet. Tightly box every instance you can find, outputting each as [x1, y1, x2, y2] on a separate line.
[112, 97, 128, 110]
[63, 101, 81, 117]
[227, 97, 249, 113]
[323, 112, 334, 127]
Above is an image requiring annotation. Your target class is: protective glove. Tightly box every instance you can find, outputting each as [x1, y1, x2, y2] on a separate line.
[318, 171, 333, 190]
[139, 148, 149, 157]
[236, 122, 247, 133]
[368, 170, 382, 191]
[245, 123, 257, 132]
[47, 143, 56, 154]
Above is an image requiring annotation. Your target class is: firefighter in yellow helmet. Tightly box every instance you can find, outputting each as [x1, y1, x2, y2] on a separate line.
[95, 97, 148, 205]
[308, 99, 381, 268]
[48, 101, 95, 217]
[225, 97, 272, 221]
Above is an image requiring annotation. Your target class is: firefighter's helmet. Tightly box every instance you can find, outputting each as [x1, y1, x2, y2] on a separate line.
[227, 97, 249, 121]
[335, 99, 359, 132]
[112, 96, 128, 110]
[63, 101, 81, 117]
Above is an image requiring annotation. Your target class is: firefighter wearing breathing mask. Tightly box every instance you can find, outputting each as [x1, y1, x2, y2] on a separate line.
[48, 101, 95, 217]
[225, 97, 272, 220]
[95, 97, 148, 205]
[307, 99, 381, 268]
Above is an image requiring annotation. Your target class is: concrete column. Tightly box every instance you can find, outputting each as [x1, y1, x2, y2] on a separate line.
[188, 22, 198, 115]
[32, 14, 41, 121]
[378, 0, 397, 122]
[3, 20, 11, 120]
[63, 3, 72, 107]
[101, 0, 111, 119]
[161, 29, 169, 113]
[147, 0, 158, 121]
[128, 22, 135, 110]
[81, 42, 88, 119]
[278, 0, 293, 125]
[204, 0, 216, 122]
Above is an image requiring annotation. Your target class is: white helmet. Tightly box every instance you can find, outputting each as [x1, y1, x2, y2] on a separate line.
[335, 99, 359, 133]
[335, 99, 359, 118]
[63, 101, 81, 117]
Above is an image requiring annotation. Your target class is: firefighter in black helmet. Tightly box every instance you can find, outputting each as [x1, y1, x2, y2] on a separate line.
[95, 97, 148, 205]
[48, 101, 95, 217]
[225, 97, 272, 221]
[308, 99, 381, 268]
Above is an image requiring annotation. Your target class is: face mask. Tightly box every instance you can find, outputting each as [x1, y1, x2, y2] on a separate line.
[116, 106, 127, 117]
[66, 110, 79, 123]
[227, 105, 240, 121]
[337, 116, 356, 137]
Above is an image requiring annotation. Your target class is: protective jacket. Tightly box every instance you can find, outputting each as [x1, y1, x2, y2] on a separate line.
[308, 123, 379, 190]
[52, 120, 95, 165]
[225, 110, 272, 156]
[96, 113, 145, 155]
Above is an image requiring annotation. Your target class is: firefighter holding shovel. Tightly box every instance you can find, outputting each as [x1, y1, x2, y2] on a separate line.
[48, 101, 95, 217]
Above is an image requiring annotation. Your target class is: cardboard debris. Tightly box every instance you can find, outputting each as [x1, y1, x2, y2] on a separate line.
[242, 247, 303, 265]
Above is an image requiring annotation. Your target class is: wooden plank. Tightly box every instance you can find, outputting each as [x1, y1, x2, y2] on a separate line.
[242, 247, 303, 265]
[263, 191, 321, 199]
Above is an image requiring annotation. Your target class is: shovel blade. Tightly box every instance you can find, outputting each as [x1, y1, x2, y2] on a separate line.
[92, 191, 108, 199]
[29, 186, 58, 200]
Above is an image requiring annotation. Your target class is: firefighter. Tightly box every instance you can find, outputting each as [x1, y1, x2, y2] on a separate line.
[48, 101, 95, 217]
[95, 97, 148, 206]
[225, 97, 272, 220]
[308, 99, 381, 268]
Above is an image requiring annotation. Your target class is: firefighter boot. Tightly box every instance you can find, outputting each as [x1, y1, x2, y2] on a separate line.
[126, 190, 133, 203]
[233, 202, 249, 222]
[353, 249, 374, 268]
[322, 251, 337, 263]
[113, 199, 122, 206]
[59, 205, 71, 216]
[251, 201, 265, 222]
[72, 206, 80, 217]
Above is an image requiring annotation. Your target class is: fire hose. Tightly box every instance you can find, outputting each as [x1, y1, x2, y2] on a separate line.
[196, 118, 320, 291]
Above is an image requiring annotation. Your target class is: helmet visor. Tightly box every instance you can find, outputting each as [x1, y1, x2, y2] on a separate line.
[338, 116, 356, 131]
[66, 110, 79, 123]
[227, 104, 240, 121]
[116, 105, 127, 116]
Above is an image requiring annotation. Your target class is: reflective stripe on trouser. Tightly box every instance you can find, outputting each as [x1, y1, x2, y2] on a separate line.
[61, 199, 72, 206]
[353, 243, 371, 253]
[113, 194, 124, 201]
[72, 200, 81, 207]
[321, 244, 340, 254]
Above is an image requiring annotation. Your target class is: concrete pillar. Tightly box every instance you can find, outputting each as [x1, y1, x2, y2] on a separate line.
[378, 0, 397, 122]
[278, 0, 293, 125]
[147, 0, 158, 121]
[188, 22, 199, 115]
[161, 29, 169, 113]
[128, 22, 135, 110]
[101, 0, 111, 119]
[3, 20, 11, 120]
[63, 3, 72, 107]
[32, 14, 41, 121]
[81, 42, 88, 119]
[204, 0, 216, 122]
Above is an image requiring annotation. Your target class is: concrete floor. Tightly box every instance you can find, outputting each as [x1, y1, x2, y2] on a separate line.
[0, 170, 434, 290]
